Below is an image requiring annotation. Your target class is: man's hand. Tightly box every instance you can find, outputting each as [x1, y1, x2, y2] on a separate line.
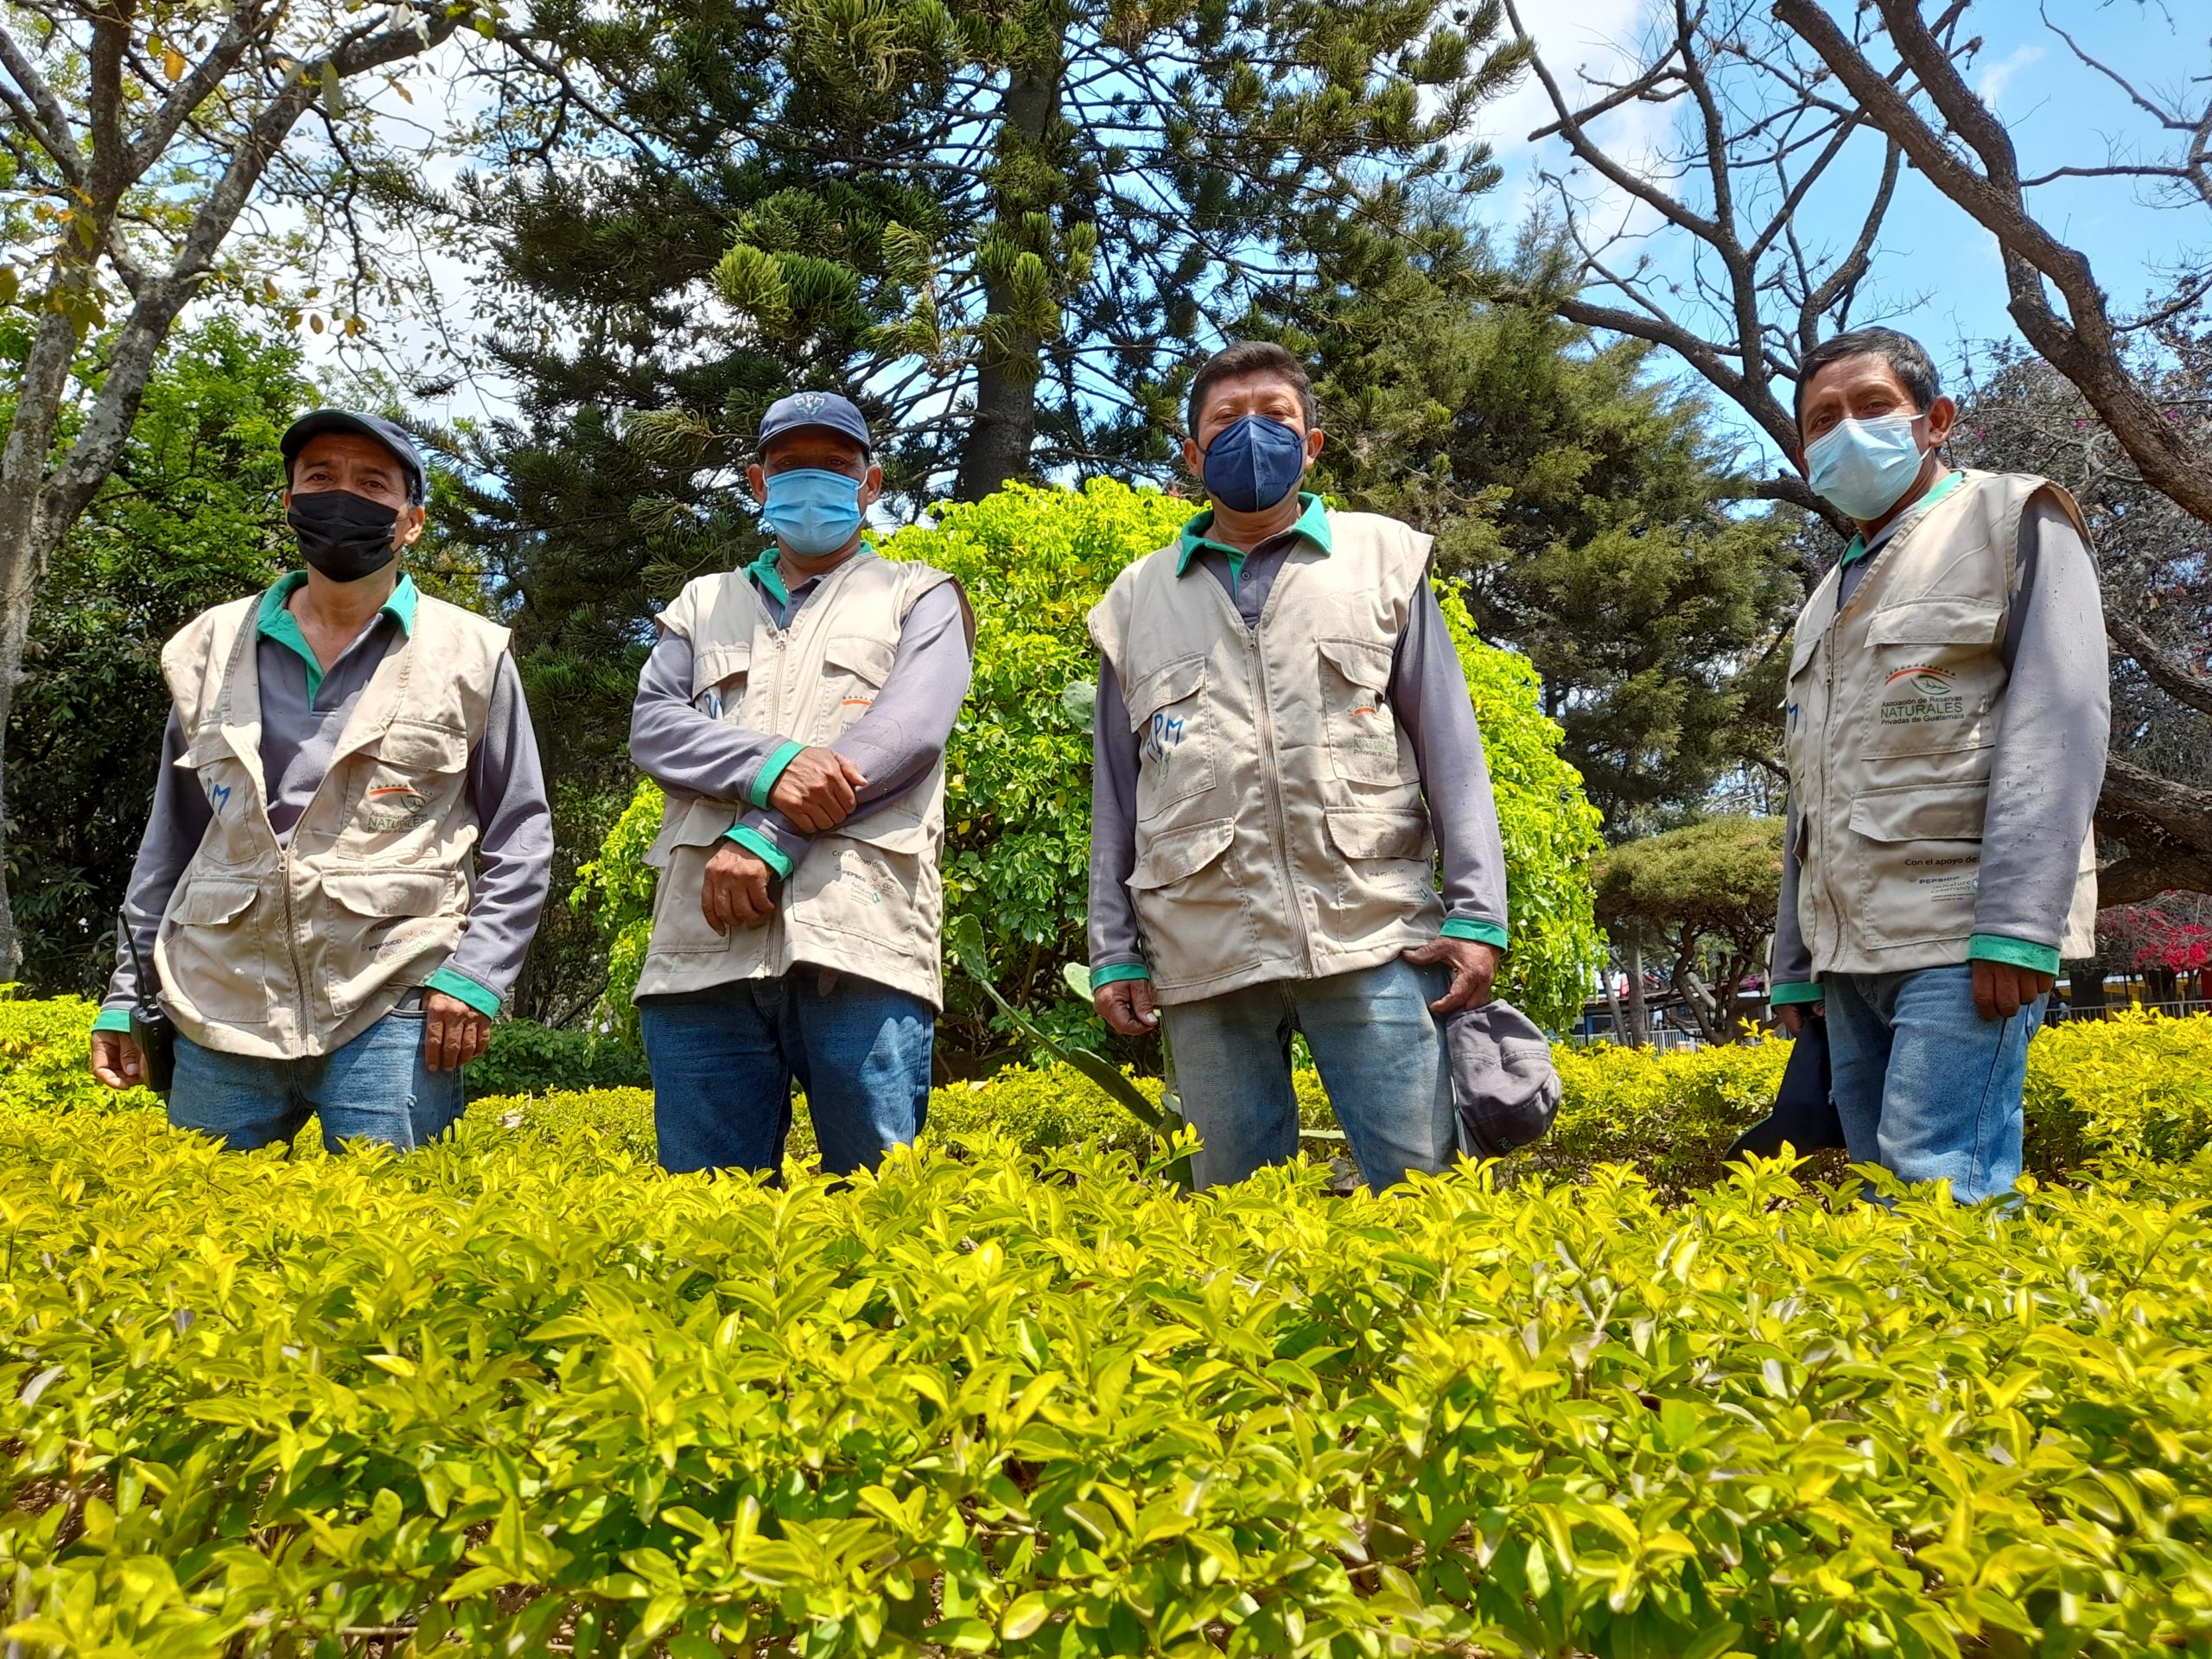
[1777, 1001, 1822, 1038]
[768, 747, 868, 833]
[1096, 976, 1160, 1037]
[1403, 938, 1502, 1015]
[702, 841, 777, 932]
[423, 991, 491, 1072]
[90, 1029, 147, 1090]
[1973, 959, 2056, 1022]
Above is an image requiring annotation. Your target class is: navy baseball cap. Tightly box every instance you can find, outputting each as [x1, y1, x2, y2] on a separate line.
[280, 410, 428, 504]
[757, 391, 872, 456]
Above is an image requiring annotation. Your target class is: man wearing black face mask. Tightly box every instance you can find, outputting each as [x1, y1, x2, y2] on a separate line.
[88, 410, 554, 1153]
[1086, 341, 1511, 1192]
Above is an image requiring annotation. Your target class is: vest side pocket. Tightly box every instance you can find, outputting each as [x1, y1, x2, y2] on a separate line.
[320, 869, 467, 1017]
[1321, 807, 1439, 948]
[159, 877, 270, 1028]
[1316, 637, 1414, 788]
[647, 800, 743, 957]
[1127, 817, 1254, 988]
[1126, 655, 1215, 820]
[1848, 781, 1988, 947]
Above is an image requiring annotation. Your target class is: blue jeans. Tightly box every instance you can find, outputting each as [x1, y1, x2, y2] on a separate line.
[1822, 963, 2044, 1203]
[639, 972, 934, 1176]
[1160, 957, 1453, 1192]
[169, 995, 465, 1153]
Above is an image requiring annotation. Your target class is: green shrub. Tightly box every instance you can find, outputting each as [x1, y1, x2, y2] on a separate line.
[466, 1019, 652, 1100]
[575, 481, 1606, 1048]
[0, 989, 158, 1118]
[2, 1102, 2209, 1656]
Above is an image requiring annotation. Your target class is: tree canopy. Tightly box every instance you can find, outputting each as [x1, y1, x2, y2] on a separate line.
[1593, 816, 1784, 1045]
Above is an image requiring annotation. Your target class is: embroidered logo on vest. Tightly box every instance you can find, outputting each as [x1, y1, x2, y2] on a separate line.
[360, 785, 429, 830]
[1879, 664, 1966, 725]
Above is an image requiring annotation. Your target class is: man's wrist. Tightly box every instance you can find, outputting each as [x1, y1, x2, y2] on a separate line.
[1440, 918, 1509, 950]
[1967, 934, 2063, 976]
[92, 1007, 133, 1034]
[1090, 962, 1151, 987]
[748, 741, 805, 809]
[424, 969, 501, 1019]
[1770, 981, 1825, 1006]
[726, 823, 796, 880]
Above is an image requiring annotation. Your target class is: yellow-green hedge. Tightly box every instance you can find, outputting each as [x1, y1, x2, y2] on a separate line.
[14, 994, 2211, 1191]
[3, 1096, 2210, 1655]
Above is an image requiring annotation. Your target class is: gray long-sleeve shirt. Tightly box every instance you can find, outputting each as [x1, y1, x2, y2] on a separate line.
[1088, 530, 1510, 976]
[102, 588, 554, 1021]
[627, 569, 974, 873]
[1771, 486, 2108, 986]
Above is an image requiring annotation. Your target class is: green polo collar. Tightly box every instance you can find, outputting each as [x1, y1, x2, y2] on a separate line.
[257, 571, 417, 705]
[1175, 493, 1332, 575]
[1840, 469, 1965, 565]
[745, 548, 791, 609]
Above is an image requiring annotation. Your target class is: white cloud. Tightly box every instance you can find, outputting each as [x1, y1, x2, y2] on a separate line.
[1974, 44, 2043, 111]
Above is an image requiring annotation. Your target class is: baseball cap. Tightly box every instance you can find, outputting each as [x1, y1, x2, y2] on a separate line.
[280, 410, 428, 504]
[1445, 999, 1564, 1159]
[757, 391, 872, 456]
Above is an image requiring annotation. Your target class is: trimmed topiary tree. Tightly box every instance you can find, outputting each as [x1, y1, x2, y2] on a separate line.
[575, 481, 1605, 1057]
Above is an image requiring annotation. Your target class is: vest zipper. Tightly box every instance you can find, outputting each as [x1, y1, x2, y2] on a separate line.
[1246, 625, 1313, 977]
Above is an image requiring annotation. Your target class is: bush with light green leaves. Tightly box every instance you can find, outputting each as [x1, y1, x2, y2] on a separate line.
[3, 1086, 2210, 1657]
[574, 480, 1605, 1053]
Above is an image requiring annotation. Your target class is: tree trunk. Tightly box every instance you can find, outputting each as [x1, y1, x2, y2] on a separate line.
[1624, 934, 1651, 1047]
[1601, 968, 1626, 1046]
[2064, 954, 2111, 1020]
[952, 60, 1061, 502]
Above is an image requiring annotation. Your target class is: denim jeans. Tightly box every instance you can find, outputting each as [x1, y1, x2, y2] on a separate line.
[168, 994, 465, 1153]
[639, 972, 934, 1176]
[1822, 963, 2044, 1203]
[1159, 957, 1453, 1192]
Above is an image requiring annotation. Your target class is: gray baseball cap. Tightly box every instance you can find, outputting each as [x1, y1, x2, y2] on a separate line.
[280, 410, 428, 504]
[1445, 999, 1564, 1159]
[757, 390, 872, 455]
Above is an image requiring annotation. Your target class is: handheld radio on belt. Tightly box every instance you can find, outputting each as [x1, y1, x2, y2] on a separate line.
[118, 911, 175, 1097]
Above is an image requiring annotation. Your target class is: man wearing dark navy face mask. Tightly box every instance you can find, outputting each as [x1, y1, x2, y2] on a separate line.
[1086, 341, 1512, 1191]
[89, 410, 554, 1153]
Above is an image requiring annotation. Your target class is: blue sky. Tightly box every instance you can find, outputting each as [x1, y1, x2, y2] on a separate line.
[1477, 0, 2210, 462]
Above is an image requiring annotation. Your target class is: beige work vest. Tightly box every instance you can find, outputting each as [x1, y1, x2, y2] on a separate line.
[155, 589, 510, 1058]
[1087, 511, 1443, 1005]
[1783, 469, 2098, 977]
[636, 550, 961, 1009]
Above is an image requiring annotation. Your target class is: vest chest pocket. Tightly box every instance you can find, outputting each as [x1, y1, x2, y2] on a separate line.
[822, 634, 896, 737]
[337, 721, 471, 857]
[176, 734, 262, 866]
[1317, 637, 1412, 787]
[1126, 655, 1214, 821]
[693, 641, 751, 722]
[1859, 598, 2006, 771]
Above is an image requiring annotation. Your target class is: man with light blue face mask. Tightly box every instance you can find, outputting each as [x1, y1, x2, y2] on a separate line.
[1086, 341, 1513, 1192]
[626, 391, 975, 1175]
[1773, 327, 2108, 1202]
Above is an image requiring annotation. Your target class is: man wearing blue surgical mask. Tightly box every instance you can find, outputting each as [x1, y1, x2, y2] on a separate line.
[627, 392, 975, 1175]
[1772, 327, 2108, 1202]
[1085, 341, 1512, 1191]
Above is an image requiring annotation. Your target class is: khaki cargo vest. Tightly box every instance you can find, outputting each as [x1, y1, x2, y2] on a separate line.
[636, 550, 961, 1009]
[1783, 469, 2098, 978]
[156, 589, 511, 1058]
[1087, 511, 1443, 1005]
